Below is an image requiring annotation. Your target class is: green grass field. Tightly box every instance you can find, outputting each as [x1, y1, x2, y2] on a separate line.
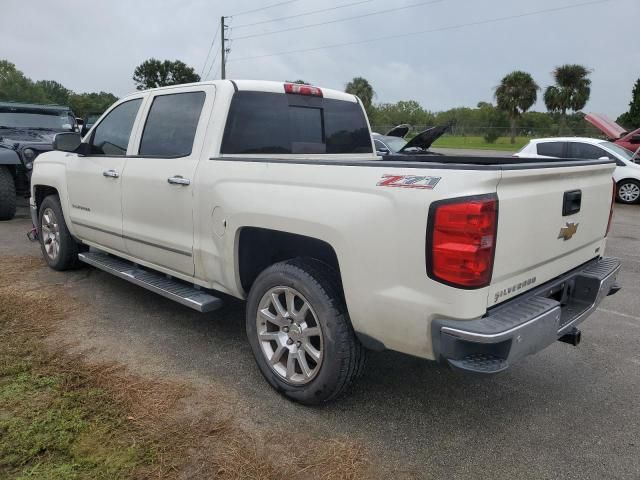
[431, 135, 530, 151]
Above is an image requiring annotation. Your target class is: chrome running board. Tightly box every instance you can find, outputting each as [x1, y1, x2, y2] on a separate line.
[78, 251, 223, 312]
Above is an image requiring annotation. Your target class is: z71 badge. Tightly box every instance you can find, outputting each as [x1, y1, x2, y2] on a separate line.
[377, 175, 441, 189]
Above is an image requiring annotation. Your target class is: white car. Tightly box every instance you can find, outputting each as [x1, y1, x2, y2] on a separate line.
[515, 137, 640, 204]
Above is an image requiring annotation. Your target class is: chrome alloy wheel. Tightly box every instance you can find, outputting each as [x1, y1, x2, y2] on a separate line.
[41, 207, 61, 261]
[618, 182, 640, 203]
[256, 286, 324, 385]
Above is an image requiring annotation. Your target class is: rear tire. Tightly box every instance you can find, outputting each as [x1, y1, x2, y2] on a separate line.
[616, 179, 640, 204]
[246, 257, 366, 405]
[38, 195, 83, 270]
[0, 166, 17, 221]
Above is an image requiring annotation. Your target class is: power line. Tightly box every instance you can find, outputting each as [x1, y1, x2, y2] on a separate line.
[200, 23, 221, 77]
[204, 49, 220, 80]
[233, 0, 445, 41]
[233, 0, 374, 29]
[230, 0, 303, 17]
[229, 0, 611, 61]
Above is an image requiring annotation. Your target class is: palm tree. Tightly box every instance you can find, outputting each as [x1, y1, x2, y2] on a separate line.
[544, 64, 592, 133]
[345, 77, 374, 111]
[494, 71, 539, 144]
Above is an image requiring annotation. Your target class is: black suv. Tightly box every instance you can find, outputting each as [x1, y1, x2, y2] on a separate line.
[0, 102, 78, 220]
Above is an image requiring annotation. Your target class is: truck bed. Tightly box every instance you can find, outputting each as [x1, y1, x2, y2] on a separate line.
[213, 155, 615, 170]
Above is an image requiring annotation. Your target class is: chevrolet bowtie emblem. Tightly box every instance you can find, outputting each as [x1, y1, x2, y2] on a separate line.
[558, 222, 579, 241]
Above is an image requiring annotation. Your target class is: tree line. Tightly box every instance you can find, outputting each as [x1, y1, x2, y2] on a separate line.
[344, 67, 640, 143]
[0, 60, 118, 118]
[2, 57, 639, 143]
[0, 58, 200, 119]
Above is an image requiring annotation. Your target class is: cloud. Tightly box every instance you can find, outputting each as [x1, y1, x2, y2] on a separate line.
[1, 0, 637, 116]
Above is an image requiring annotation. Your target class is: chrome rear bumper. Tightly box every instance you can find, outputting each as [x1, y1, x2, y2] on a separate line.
[432, 257, 621, 373]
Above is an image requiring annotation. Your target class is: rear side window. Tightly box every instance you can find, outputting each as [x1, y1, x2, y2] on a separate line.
[221, 91, 372, 154]
[567, 142, 609, 160]
[139, 92, 205, 157]
[90, 99, 142, 156]
[536, 142, 566, 157]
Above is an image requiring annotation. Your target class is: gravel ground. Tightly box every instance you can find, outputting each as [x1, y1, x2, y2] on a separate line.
[2, 197, 639, 479]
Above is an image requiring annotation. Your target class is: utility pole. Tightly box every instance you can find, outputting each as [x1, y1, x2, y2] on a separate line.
[220, 16, 227, 80]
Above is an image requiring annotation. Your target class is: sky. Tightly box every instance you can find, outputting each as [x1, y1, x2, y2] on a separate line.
[2, 0, 638, 117]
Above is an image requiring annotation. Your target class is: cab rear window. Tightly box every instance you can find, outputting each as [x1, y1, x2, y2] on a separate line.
[221, 91, 372, 154]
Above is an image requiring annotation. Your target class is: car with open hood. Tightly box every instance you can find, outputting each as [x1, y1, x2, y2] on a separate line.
[372, 123, 451, 155]
[0, 102, 78, 220]
[585, 113, 640, 153]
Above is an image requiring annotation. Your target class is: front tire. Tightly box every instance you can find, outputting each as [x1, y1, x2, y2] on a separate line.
[38, 195, 83, 270]
[246, 258, 366, 405]
[0, 166, 17, 221]
[617, 179, 640, 204]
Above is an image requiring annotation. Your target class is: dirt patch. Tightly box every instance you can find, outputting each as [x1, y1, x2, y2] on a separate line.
[0, 255, 373, 479]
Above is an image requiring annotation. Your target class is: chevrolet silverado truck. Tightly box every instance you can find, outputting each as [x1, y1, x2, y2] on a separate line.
[30, 80, 621, 404]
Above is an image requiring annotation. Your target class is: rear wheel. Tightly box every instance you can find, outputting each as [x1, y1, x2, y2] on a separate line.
[38, 195, 84, 270]
[0, 166, 17, 221]
[246, 258, 366, 405]
[616, 179, 640, 204]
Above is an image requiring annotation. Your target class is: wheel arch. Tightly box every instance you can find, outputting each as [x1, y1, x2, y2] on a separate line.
[33, 184, 60, 211]
[616, 177, 640, 186]
[236, 226, 342, 295]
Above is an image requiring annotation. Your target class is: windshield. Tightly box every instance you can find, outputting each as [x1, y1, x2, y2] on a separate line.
[0, 110, 75, 131]
[383, 136, 408, 152]
[601, 141, 638, 162]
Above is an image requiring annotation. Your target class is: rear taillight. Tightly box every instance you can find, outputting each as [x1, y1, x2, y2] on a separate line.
[606, 178, 615, 237]
[427, 194, 498, 289]
[284, 83, 323, 97]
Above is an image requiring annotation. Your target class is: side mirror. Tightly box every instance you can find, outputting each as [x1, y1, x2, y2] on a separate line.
[630, 135, 640, 144]
[598, 156, 612, 161]
[53, 132, 82, 152]
[376, 148, 390, 155]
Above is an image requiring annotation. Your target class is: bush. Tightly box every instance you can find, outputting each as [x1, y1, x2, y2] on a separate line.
[483, 130, 501, 143]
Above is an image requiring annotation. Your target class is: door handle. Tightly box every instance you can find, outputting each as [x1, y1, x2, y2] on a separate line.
[167, 175, 191, 186]
[103, 169, 119, 178]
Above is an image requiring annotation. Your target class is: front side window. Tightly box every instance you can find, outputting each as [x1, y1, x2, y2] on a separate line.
[90, 99, 142, 156]
[567, 142, 609, 160]
[139, 92, 205, 157]
[374, 139, 387, 151]
[536, 142, 565, 157]
[221, 91, 372, 155]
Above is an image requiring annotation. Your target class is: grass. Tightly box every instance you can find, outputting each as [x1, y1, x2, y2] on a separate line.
[431, 135, 529, 151]
[0, 256, 373, 479]
[0, 257, 163, 479]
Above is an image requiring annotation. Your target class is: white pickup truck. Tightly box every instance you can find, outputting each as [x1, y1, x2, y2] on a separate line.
[30, 80, 621, 404]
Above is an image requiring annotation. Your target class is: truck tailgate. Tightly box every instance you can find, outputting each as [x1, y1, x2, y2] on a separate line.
[489, 162, 615, 307]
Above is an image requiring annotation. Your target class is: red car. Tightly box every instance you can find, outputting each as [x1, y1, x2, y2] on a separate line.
[585, 113, 640, 153]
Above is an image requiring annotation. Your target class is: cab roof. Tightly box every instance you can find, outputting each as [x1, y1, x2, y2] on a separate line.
[124, 80, 359, 103]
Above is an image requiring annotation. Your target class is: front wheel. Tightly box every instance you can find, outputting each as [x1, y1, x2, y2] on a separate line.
[38, 195, 84, 270]
[246, 258, 366, 405]
[617, 179, 640, 204]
